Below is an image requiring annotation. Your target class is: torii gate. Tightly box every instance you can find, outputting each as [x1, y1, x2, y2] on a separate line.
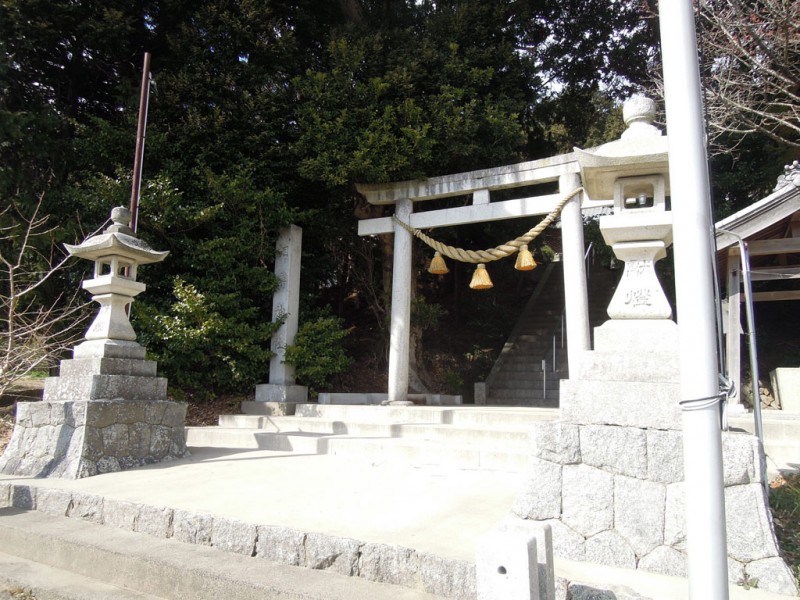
[355, 153, 613, 405]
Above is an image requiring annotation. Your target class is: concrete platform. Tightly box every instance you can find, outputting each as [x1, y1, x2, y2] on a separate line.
[1, 447, 522, 561]
[0, 443, 797, 599]
[730, 411, 800, 477]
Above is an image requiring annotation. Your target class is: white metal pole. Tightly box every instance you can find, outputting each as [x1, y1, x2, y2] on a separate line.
[658, 2, 729, 598]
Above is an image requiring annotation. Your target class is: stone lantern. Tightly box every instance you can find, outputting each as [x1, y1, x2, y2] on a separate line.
[575, 95, 673, 321]
[66, 206, 168, 361]
[0, 207, 188, 479]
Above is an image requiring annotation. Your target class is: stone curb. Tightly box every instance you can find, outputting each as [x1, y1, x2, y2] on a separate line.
[0, 481, 667, 600]
[0, 482, 475, 600]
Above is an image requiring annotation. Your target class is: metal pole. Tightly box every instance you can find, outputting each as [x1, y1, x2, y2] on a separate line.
[542, 360, 546, 397]
[717, 229, 766, 490]
[658, 2, 729, 598]
[129, 52, 152, 233]
[738, 240, 764, 446]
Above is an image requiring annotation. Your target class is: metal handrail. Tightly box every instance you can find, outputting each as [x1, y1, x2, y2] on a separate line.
[716, 229, 765, 457]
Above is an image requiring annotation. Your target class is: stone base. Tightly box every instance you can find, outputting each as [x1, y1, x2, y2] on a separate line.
[0, 400, 188, 479]
[254, 383, 308, 403]
[43, 353, 167, 403]
[561, 320, 682, 430]
[511, 420, 797, 595]
[533, 317, 799, 595]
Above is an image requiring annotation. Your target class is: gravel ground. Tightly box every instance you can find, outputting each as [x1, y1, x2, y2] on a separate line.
[0, 586, 37, 600]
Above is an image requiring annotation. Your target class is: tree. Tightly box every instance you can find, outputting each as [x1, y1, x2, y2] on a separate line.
[695, 0, 799, 153]
[0, 196, 91, 397]
[1, 0, 659, 395]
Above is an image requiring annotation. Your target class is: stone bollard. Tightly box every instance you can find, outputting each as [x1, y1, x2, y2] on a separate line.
[476, 521, 554, 600]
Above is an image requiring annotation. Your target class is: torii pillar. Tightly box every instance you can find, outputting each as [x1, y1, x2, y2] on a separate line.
[387, 199, 414, 405]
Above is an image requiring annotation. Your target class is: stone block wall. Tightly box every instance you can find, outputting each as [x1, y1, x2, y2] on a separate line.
[511, 420, 798, 596]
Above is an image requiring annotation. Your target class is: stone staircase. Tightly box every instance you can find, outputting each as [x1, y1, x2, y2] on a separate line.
[185, 405, 559, 472]
[482, 260, 617, 407]
[729, 411, 800, 477]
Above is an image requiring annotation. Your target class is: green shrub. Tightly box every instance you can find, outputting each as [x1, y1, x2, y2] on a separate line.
[134, 277, 278, 394]
[284, 312, 352, 393]
[770, 475, 800, 583]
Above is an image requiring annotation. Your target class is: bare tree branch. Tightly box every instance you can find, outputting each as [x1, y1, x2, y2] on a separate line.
[0, 195, 94, 397]
[696, 0, 800, 151]
[649, 0, 799, 153]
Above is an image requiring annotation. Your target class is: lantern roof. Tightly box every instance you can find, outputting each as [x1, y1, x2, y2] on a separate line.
[574, 96, 670, 200]
[65, 207, 169, 265]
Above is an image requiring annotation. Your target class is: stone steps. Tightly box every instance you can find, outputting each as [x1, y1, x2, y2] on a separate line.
[729, 412, 800, 475]
[0, 508, 440, 600]
[483, 262, 571, 405]
[485, 388, 560, 401]
[292, 404, 558, 427]
[185, 405, 559, 473]
[185, 430, 531, 471]
[217, 415, 532, 445]
[481, 261, 616, 407]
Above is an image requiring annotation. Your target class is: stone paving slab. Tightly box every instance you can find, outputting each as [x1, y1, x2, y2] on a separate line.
[0, 447, 522, 561]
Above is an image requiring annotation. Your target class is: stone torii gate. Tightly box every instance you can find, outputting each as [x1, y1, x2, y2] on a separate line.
[356, 154, 612, 405]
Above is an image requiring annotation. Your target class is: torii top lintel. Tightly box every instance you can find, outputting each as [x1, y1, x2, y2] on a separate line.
[354, 151, 615, 237]
[355, 152, 580, 206]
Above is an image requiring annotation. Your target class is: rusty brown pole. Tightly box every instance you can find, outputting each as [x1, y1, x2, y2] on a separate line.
[129, 52, 152, 234]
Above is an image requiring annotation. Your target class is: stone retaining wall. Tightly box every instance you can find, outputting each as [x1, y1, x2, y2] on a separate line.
[511, 421, 798, 596]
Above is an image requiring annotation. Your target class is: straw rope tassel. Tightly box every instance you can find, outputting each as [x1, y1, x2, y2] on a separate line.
[428, 251, 449, 274]
[515, 244, 536, 271]
[470, 264, 493, 289]
[393, 187, 583, 264]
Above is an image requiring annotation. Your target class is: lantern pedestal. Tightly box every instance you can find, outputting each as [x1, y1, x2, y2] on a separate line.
[0, 400, 187, 479]
[600, 210, 674, 320]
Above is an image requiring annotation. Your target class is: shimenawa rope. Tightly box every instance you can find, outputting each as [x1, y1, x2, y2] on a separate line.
[391, 187, 584, 264]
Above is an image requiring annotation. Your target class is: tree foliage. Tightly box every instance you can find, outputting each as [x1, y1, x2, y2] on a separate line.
[284, 311, 352, 394]
[1, 0, 660, 394]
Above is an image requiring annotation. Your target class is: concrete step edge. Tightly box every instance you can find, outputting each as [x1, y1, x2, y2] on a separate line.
[0, 549, 166, 600]
[214, 416, 538, 436]
[0, 508, 445, 600]
[186, 428, 531, 458]
[289, 405, 559, 427]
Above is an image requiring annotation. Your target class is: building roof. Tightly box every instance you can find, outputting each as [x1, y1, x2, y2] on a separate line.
[715, 162, 800, 291]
